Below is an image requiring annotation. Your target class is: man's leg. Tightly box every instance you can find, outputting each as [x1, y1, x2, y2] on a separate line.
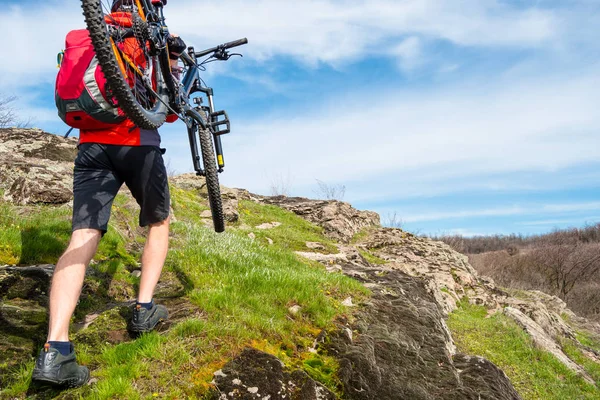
[32, 229, 100, 387]
[129, 216, 170, 333]
[47, 229, 102, 342]
[138, 217, 170, 303]
[119, 146, 170, 333]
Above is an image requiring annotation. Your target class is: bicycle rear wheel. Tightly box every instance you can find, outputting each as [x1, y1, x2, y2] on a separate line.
[81, 0, 170, 129]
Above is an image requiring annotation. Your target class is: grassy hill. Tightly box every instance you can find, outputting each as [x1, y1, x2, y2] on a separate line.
[0, 184, 367, 399]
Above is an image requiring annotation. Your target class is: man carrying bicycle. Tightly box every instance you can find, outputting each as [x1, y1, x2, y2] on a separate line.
[32, 0, 186, 388]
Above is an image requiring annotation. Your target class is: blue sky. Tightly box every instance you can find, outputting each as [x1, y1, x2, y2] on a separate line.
[1, 0, 599, 236]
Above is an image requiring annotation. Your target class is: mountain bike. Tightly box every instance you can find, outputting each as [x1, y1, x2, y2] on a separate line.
[80, 0, 247, 233]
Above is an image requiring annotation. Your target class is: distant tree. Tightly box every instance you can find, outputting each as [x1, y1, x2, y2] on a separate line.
[0, 95, 18, 128]
[269, 171, 293, 197]
[384, 212, 404, 229]
[533, 238, 600, 300]
[314, 179, 345, 201]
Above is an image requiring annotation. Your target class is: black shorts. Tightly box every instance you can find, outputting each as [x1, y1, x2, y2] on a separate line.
[72, 143, 170, 234]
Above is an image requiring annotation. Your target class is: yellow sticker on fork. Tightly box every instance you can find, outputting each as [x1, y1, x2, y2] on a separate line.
[218, 155, 224, 166]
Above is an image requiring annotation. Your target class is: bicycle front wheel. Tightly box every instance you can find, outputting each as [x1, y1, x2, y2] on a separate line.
[197, 110, 225, 233]
[81, 0, 170, 129]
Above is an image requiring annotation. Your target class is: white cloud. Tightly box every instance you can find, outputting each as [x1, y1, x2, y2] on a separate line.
[197, 68, 600, 198]
[443, 228, 491, 238]
[0, 4, 82, 90]
[392, 37, 423, 71]
[0, 0, 584, 90]
[402, 206, 526, 223]
[518, 217, 600, 227]
[166, 0, 561, 63]
[386, 202, 600, 223]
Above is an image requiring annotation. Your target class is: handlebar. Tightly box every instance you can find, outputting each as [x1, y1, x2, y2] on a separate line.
[195, 38, 248, 58]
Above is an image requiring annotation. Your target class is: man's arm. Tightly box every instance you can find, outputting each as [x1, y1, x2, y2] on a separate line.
[166, 34, 187, 123]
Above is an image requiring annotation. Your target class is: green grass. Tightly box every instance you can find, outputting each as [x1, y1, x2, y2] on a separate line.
[350, 227, 378, 244]
[448, 299, 600, 400]
[561, 338, 600, 385]
[575, 329, 600, 354]
[170, 222, 366, 333]
[169, 185, 210, 222]
[236, 200, 338, 253]
[0, 202, 72, 265]
[0, 195, 139, 267]
[358, 248, 388, 265]
[0, 190, 368, 398]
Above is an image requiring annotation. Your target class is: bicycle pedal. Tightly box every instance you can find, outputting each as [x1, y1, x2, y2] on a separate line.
[209, 110, 231, 135]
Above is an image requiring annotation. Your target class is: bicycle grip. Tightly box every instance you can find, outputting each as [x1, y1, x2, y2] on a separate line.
[195, 38, 248, 58]
[223, 38, 248, 49]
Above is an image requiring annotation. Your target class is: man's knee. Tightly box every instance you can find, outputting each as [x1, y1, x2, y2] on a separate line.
[149, 216, 170, 229]
[69, 228, 102, 248]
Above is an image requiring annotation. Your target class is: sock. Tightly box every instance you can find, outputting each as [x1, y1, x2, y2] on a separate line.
[47, 341, 72, 356]
[137, 300, 154, 310]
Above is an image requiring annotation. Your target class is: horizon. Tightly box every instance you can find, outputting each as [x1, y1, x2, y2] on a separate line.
[1, 0, 599, 237]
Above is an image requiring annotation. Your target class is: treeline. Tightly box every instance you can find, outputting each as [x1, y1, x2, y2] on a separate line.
[430, 223, 600, 255]
[429, 223, 600, 320]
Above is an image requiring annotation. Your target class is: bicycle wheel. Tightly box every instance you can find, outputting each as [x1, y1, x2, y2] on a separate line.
[81, 0, 170, 129]
[197, 110, 225, 233]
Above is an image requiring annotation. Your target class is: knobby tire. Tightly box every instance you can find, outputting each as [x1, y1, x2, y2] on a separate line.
[197, 110, 225, 233]
[81, 0, 169, 129]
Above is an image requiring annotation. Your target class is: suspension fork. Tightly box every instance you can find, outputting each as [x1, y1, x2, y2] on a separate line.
[184, 107, 205, 176]
[198, 87, 225, 172]
[186, 118, 203, 176]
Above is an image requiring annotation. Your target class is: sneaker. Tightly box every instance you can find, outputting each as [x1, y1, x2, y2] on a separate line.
[128, 302, 168, 334]
[31, 344, 90, 388]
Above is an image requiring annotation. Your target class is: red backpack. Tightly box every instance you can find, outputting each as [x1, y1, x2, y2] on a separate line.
[55, 29, 125, 129]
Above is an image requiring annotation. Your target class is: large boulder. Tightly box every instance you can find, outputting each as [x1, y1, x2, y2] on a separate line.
[0, 265, 53, 386]
[336, 227, 600, 388]
[0, 128, 77, 205]
[321, 259, 521, 400]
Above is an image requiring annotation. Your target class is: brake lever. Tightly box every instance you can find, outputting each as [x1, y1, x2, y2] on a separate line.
[214, 48, 229, 60]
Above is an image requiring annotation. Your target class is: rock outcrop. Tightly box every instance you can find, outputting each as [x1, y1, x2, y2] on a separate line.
[287, 206, 600, 391]
[210, 348, 336, 400]
[0, 265, 53, 385]
[299, 244, 520, 399]
[259, 196, 380, 243]
[0, 128, 77, 205]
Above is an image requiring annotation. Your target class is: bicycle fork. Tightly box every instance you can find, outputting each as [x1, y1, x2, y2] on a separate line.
[184, 89, 230, 176]
[206, 91, 225, 172]
[198, 87, 229, 173]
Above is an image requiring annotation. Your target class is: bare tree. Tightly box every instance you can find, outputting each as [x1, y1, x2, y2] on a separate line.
[164, 157, 178, 178]
[533, 239, 600, 300]
[384, 212, 404, 229]
[269, 171, 293, 197]
[314, 179, 346, 201]
[0, 95, 18, 128]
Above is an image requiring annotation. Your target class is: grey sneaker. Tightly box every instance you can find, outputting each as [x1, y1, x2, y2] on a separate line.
[31, 344, 90, 388]
[128, 302, 168, 334]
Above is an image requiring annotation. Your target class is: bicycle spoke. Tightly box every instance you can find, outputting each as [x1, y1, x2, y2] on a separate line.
[95, 0, 160, 111]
